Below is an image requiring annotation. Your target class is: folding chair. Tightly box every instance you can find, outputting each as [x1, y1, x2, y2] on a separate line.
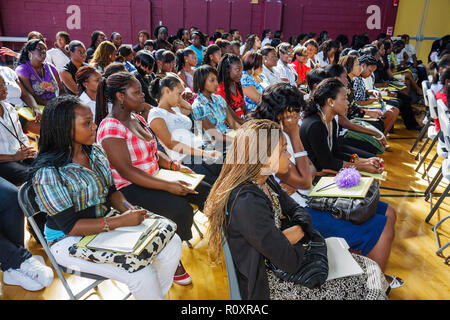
[411, 80, 432, 154]
[222, 231, 242, 300]
[18, 181, 132, 300]
[415, 90, 439, 172]
[424, 100, 450, 224]
[185, 204, 204, 249]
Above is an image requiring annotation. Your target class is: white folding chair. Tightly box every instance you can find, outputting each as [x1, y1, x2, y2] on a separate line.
[18, 181, 132, 300]
[415, 90, 439, 171]
[411, 80, 432, 153]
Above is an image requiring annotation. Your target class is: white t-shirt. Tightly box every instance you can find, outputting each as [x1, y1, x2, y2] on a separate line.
[147, 106, 203, 161]
[273, 59, 297, 86]
[262, 64, 281, 86]
[316, 51, 329, 68]
[0, 66, 24, 107]
[79, 91, 97, 119]
[45, 48, 70, 72]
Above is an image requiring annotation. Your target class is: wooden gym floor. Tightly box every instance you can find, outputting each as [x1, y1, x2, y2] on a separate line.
[0, 115, 449, 300]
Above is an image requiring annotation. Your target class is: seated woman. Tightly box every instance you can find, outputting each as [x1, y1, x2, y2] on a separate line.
[315, 40, 339, 68]
[188, 31, 206, 67]
[59, 40, 88, 95]
[251, 83, 402, 290]
[261, 46, 282, 86]
[154, 26, 173, 52]
[240, 34, 261, 56]
[204, 119, 391, 300]
[240, 51, 267, 112]
[202, 44, 222, 69]
[0, 65, 42, 135]
[148, 75, 222, 185]
[304, 39, 320, 69]
[31, 94, 181, 299]
[0, 176, 53, 291]
[44, 31, 70, 72]
[292, 46, 310, 86]
[300, 78, 385, 174]
[132, 50, 158, 111]
[217, 53, 247, 123]
[97, 72, 212, 286]
[175, 48, 197, 94]
[15, 39, 64, 107]
[115, 45, 136, 73]
[274, 42, 297, 86]
[339, 54, 398, 136]
[89, 41, 117, 74]
[0, 75, 36, 185]
[156, 50, 176, 79]
[75, 65, 102, 120]
[133, 30, 150, 53]
[191, 65, 241, 145]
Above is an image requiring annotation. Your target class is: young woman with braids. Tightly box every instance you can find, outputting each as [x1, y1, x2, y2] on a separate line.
[216, 53, 247, 123]
[96, 72, 213, 286]
[204, 119, 392, 300]
[250, 83, 400, 290]
[202, 44, 222, 69]
[30, 94, 182, 299]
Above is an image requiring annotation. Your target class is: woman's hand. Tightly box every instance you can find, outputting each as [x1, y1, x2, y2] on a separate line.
[116, 209, 149, 227]
[166, 181, 198, 196]
[203, 150, 222, 159]
[280, 110, 300, 136]
[0, 47, 19, 57]
[177, 165, 195, 174]
[280, 182, 297, 196]
[13, 146, 36, 161]
[33, 108, 42, 122]
[365, 110, 383, 118]
[316, 168, 337, 177]
[282, 225, 305, 245]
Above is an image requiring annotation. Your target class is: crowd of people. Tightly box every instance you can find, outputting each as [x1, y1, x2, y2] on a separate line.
[1, 25, 449, 300]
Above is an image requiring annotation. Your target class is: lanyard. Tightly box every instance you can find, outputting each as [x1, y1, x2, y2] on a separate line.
[0, 108, 26, 148]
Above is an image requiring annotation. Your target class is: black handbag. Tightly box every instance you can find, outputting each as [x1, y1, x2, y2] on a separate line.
[267, 229, 328, 289]
[301, 180, 380, 225]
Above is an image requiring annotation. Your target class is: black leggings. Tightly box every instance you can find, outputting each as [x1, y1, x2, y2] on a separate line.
[0, 159, 33, 186]
[120, 181, 211, 241]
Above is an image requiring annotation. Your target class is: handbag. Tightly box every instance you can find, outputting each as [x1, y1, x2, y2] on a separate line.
[267, 229, 328, 289]
[301, 180, 380, 225]
[68, 208, 177, 273]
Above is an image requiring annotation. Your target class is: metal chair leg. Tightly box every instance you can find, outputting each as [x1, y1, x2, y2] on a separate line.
[422, 152, 439, 178]
[416, 135, 438, 172]
[425, 183, 450, 223]
[193, 220, 204, 239]
[415, 137, 430, 160]
[425, 167, 442, 201]
[411, 121, 430, 153]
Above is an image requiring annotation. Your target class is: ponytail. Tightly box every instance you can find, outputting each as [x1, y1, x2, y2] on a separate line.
[150, 73, 182, 101]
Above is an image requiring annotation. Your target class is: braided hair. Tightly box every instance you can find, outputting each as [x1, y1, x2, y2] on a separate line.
[217, 53, 244, 105]
[75, 65, 99, 95]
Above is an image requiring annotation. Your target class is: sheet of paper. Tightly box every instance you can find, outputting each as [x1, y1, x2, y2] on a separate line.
[153, 169, 205, 190]
[326, 237, 364, 281]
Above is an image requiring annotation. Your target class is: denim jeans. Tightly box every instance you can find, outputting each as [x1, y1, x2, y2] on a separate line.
[0, 176, 32, 271]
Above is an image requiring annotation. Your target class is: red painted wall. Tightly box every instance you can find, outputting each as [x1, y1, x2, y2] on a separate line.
[0, 0, 398, 50]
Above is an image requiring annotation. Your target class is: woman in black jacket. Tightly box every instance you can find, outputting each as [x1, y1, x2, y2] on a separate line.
[204, 119, 390, 300]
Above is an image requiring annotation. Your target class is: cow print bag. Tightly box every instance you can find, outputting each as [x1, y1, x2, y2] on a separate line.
[68, 209, 177, 273]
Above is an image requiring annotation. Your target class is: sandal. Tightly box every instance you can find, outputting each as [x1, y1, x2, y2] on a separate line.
[386, 275, 405, 289]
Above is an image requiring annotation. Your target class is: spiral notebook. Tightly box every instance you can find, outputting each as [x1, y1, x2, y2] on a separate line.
[309, 176, 374, 198]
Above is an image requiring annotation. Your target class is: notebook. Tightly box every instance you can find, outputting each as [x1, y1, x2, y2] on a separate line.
[16, 105, 45, 121]
[353, 115, 379, 122]
[309, 176, 374, 198]
[77, 218, 161, 255]
[153, 168, 204, 190]
[325, 237, 364, 281]
[365, 101, 383, 109]
[359, 170, 387, 181]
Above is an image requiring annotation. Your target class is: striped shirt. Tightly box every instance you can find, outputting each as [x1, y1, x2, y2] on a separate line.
[32, 144, 115, 241]
[97, 114, 160, 190]
[352, 76, 368, 101]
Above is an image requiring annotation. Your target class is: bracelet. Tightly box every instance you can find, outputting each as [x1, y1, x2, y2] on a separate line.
[375, 134, 385, 141]
[101, 217, 110, 232]
[350, 153, 359, 163]
[293, 151, 308, 158]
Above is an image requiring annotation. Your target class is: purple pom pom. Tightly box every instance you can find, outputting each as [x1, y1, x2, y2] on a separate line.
[335, 167, 361, 188]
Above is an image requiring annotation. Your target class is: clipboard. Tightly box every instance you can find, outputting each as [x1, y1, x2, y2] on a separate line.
[153, 168, 205, 190]
[309, 176, 374, 198]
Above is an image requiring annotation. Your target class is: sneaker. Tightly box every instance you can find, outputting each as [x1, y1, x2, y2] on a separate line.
[19, 255, 54, 287]
[173, 272, 192, 286]
[3, 269, 44, 291]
